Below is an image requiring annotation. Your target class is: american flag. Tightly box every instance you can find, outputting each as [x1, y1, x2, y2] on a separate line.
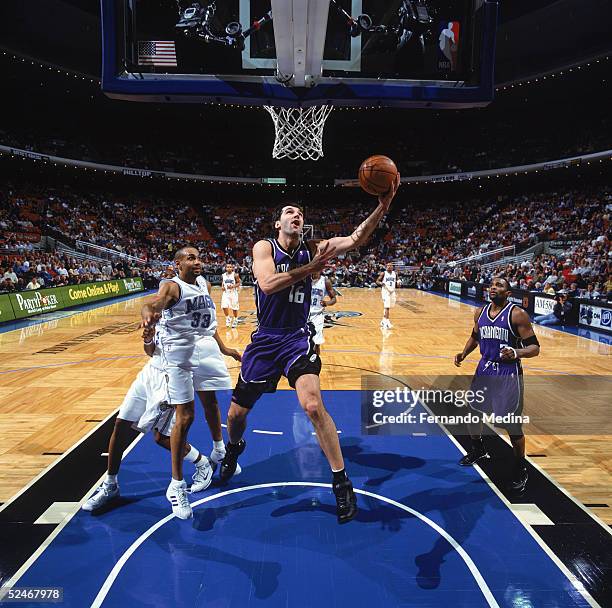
[137, 41, 177, 67]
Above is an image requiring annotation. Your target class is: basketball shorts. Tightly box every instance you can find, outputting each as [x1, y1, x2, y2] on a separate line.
[382, 291, 397, 308]
[118, 361, 175, 437]
[221, 290, 239, 311]
[232, 323, 321, 409]
[192, 336, 233, 391]
[310, 313, 325, 345]
[469, 359, 525, 433]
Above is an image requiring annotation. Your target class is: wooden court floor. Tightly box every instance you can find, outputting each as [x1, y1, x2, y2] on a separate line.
[0, 288, 610, 523]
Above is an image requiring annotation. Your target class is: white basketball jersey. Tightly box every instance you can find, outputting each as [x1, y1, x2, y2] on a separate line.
[222, 271, 237, 291]
[309, 276, 327, 317]
[157, 275, 217, 365]
[383, 271, 397, 292]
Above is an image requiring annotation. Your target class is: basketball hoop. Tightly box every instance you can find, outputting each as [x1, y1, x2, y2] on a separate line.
[264, 105, 333, 161]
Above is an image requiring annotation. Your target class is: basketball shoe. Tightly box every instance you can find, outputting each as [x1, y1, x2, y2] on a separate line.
[508, 463, 528, 493]
[82, 482, 119, 511]
[219, 439, 246, 483]
[209, 445, 241, 476]
[459, 440, 490, 466]
[191, 457, 214, 492]
[333, 478, 358, 524]
[166, 480, 193, 519]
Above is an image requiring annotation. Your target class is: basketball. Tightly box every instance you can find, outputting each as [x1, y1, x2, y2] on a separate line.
[358, 155, 398, 196]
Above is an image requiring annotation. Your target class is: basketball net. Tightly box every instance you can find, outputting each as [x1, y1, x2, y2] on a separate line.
[264, 105, 333, 161]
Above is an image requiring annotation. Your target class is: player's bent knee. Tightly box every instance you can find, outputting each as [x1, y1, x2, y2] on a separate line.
[301, 397, 325, 421]
[228, 402, 249, 423]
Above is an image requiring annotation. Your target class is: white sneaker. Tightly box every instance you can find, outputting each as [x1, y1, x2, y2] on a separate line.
[232, 318, 238, 328]
[166, 480, 193, 519]
[191, 458, 213, 493]
[386, 320, 393, 328]
[82, 483, 119, 511]
[380, 319, 385, 327]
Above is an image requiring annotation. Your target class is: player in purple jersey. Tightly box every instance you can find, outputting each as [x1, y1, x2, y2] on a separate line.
[454, 277, 540, 493]
[220, 178, 400, 524]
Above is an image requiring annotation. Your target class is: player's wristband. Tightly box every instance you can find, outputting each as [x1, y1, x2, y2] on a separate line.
[506, 346, 518, 360]
[143, 339, 154, 345]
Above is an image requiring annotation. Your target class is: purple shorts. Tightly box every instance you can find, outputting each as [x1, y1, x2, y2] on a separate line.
[233, 324, 321, 408]
[470, 359, 524, 417]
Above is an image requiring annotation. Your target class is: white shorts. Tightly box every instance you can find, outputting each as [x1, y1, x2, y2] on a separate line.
[310, 314, 325, 345]
[221, 290, 239, 311]
[192, 336, 233, 391]
[118, 361, 175, 436]
[382, 291, 397, 309]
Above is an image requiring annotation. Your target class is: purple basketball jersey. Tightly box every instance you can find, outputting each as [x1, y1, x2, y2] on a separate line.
[255, 239, 312, 330]
[477, 302, 522, 365]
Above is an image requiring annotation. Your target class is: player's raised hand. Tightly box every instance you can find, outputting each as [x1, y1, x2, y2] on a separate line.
[312, 240, 337, 271]
[454, 352, 464, 367]
[379, 172, 401, 211]
[142, 325, 155, 342]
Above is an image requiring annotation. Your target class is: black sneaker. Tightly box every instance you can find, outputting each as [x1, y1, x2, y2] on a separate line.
[333, 479, 358, 524]
[507, 465, 528, 493]
[219, 439, 246, 483]
[459, 445, 489, 466]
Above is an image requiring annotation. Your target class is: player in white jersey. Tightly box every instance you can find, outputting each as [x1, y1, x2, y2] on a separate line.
[221, 263, 241, 328]
[141, 246, 241, 519]
[82, 323, 242, 512]
[308, 271, 337, 354]
[376, 262, 399, 329]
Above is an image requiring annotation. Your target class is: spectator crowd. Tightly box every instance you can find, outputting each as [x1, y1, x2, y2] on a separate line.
[1, 184, 610, 307]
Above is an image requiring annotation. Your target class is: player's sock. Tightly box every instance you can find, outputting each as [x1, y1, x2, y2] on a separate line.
[332, 468, 348, 483]
[184, 445, 200, 463]
[104, 473, 118, 486]
[213, 440, 224, 451]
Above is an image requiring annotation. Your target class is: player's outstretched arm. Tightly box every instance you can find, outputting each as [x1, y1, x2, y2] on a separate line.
[322, 278, 337, 307]
[212, 330, 242, 361]
[322, 173, 400, 255]
[454, 307, 482, 367]
[501, 308, 540, 361]
[376, 271, 385, 288]
[141, 280, 179, 327]
[253, 240, 336, 295]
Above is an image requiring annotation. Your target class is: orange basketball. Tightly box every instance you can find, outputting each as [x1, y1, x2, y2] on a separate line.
[358, 155, 398, 196]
